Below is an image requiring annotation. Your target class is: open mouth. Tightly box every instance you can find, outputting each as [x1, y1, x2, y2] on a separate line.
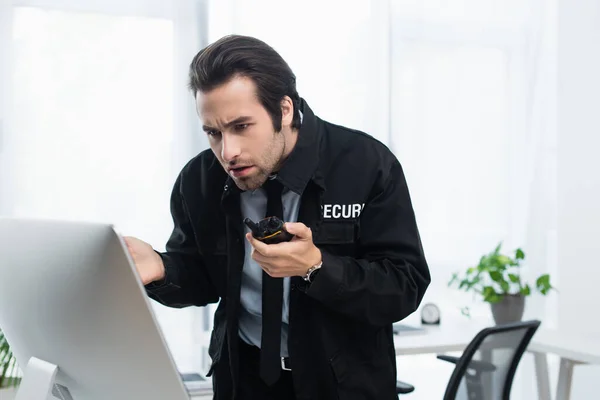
[229, 166, 253, 178]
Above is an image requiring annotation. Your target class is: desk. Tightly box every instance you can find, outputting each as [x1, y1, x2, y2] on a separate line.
[393, 324, 600, 400]
[529, 331, 600, 400]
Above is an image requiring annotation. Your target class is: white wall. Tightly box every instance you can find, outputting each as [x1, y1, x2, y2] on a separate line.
[557, 0, 600, 334]
[0, 0, 13, 214]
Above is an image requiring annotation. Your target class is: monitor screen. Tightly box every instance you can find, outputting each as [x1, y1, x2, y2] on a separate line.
[0, 218, 198, 400]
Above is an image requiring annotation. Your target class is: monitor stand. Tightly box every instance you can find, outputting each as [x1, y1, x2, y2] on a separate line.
[15, 357, 74, 400]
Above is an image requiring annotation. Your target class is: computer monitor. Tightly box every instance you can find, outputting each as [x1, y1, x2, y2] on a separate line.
[0, 217, 202, 400]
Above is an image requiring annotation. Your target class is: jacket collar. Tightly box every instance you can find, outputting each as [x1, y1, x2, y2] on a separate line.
[274, 98, 322, 195]
[222, 98, 323, 201]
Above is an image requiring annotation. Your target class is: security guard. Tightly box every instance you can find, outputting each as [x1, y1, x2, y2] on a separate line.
[125, 34, 431, 400]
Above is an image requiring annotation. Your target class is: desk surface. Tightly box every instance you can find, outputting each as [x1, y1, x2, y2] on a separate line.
[394, 322, 478, 355]
[393, 322, 600, 364]
[530, 330, 600, 364]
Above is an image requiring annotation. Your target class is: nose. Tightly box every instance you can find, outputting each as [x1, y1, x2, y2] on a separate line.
[221, 132, 241, 163]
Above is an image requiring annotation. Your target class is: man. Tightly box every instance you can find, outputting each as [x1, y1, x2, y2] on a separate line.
[125, 34, 430, 400]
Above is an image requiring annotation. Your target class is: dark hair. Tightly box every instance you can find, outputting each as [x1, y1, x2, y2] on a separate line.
[188, 35, 301, 131]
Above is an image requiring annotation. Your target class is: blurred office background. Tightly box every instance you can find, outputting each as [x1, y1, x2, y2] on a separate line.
[0, 0, 598, 398]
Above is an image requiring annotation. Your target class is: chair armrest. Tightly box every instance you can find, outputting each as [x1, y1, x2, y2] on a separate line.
[437, 355, 460, 365]
[437, 355, 496, 373]
[396, 380, 415, 394]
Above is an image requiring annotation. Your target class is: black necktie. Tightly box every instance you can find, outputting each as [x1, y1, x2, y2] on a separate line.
[260, 178, 284, 386]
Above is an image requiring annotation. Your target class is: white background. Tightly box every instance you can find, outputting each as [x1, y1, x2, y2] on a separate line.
[1, 0, 597, 398]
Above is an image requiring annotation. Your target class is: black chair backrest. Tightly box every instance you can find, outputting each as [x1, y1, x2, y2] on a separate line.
[444, 319, 541, 400]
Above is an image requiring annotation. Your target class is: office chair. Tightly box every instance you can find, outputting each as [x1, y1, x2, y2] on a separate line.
[398, 320, 541, 399]
[396, 380, 415, 394]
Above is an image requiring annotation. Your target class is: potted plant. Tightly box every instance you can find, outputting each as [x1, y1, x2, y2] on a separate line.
[448, 242, 555, 325]
[1, 329, 20, 398]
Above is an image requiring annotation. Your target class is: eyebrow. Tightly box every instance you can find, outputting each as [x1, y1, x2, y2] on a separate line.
[202, 116, 253, 132]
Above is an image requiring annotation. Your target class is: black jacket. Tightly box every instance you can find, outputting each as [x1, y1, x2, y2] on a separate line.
[146, 99, 431, 400]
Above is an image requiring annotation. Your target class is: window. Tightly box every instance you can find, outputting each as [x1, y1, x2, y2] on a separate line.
[390, 0, 557, 397]
[392, 42, 511, 266]
[390, 0, 556, 318]
[11, 7, 175, 237]
[1, 0, 208, 375]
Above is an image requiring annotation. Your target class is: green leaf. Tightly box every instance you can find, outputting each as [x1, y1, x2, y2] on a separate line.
[460, 307, 471, 319]
[536, 274, 550, 287]
[521, 284, 531, 296]
[489, 271, 503, 282]
[540, 287, 551, 295]
[499, 280, 510, 293]
[536, 274, 553, 295]
[0, 331, 19, 389]
[477, 255, 486, 270]
[516, 248, 525, 260]
[497, 255, 512, 266]
[484, 291, 503, 303]
[508, 273, 520, 283]
[448, 273, 458, 286]
[476, 262, 487, 273]
[494, 242, 502, 254]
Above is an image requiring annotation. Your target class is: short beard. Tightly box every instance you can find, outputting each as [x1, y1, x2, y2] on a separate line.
[232, 131, 286, 191]
[234, 170, 270, 191]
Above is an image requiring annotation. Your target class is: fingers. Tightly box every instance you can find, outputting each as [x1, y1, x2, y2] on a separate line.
[245, 229, 315, 278]
[123, 236, 138, 244]
[260, 263, 278, 277]
[283, 222, 312, 239]
[251, 246, 271, 265]
[250, 249, 280, 277]
[246, 232, 272, 256]
[246, 233, 287, 277]
[246, 233, 274, 263]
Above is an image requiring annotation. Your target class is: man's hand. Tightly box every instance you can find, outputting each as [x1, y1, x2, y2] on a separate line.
[123, 236, 166, 285]
[246, 222, 322, 278]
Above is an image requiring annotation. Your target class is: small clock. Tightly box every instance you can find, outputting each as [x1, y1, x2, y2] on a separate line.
[421, 303, 441, 325]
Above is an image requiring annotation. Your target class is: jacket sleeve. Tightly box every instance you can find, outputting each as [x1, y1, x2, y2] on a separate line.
[145, 173, 220, 308]
[305, 159, 431, 326]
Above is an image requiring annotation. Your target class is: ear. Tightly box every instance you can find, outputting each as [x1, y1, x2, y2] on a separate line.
[280, 96, 294, 129]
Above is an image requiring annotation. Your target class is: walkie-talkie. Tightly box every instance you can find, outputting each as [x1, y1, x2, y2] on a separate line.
[244, 216, 294, 244]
